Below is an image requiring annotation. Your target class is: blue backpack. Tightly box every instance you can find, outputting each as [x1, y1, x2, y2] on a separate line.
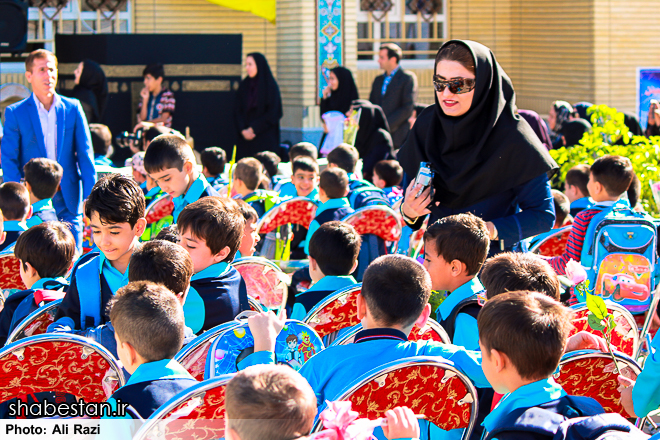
[75, 254, 103, 329]
[580, 199, 658, 314]
[348, 185, 391, 209]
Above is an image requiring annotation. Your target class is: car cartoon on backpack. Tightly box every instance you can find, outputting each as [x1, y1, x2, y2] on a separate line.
[601, 273, 650, 302]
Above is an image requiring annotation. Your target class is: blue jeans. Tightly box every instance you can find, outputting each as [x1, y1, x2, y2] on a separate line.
[53, 191, 83, 255]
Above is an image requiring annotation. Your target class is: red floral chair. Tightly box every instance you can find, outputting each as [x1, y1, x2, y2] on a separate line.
[342, 205, 402, 243]
[145, 193, 175, 225]
[6, 298, 63, 345]
[529, 225, 572, 256]
[233, 257, 288, 315]
[303, 284, 362, 339]
[312, 356, 478, 439]
[0, 333, 125, 406]
[331, 319, 451, 346]
[132, 375, 233, 440]
[0, 246, 27, 295]
[174, 321, 240, 381]
[569, 302, 639, 357]
[255, 197, 318, 235]
[553, 350, 641, 415]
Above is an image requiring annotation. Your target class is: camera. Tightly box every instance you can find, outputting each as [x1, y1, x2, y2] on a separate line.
[116, 128, 143, 150]
[415, 162, 435, 198]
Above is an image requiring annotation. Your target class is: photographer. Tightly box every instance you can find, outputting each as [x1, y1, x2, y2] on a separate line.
[135, 63, 175, 131]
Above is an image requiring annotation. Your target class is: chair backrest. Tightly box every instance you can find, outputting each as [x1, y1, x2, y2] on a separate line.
[174, 321, 239, 381]
[303, 284, 362, 338]
[0, 245, 27, 294]
[233, 257, 288, 314]
[529, 225, 572, 255]
[6, 299, 62, 345]
[331, 319, 451, 346]
[569, 302, 639, 357]
[145, 193, 174, 225]
[554, 349, 642, 415]
[312, 356, 478, 438]
[342, 205, 402, 242]
[247, 296, 266, 312]
[534, 226, 572, 257]
[207, 320, 324, 378]
[0, 333, 125, 405]
[256, 197, 319, 234]
[132, 375, 233, 440]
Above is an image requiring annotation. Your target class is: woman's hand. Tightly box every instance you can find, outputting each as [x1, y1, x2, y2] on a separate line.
[322, 84, 332, 99]
[242, 127, 256, 141]
[402, 180, 434, 220]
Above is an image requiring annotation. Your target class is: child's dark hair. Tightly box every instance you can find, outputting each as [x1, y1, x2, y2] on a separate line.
[154, 225, 179, 243]
[22, 158, 63, 200]
[143, 63, 165, 79]
[373, 160, 403, 187]
[327, 143, 359, 174]
[308, 222, 361, 276]
[89, 124, 112, 157]
[481, 252, 560, 300]
[143, 135, 195, 174]
[226, 365, 317, 440]
[177, 197, 244, 261]
[361, 255, 431, 327]
[14, 222, 75, 279]
[109, 281, 185, 362]
[319, 168, 348, 199]
[200, 147, 227, 177]
[255, 151, 281, 179]
[627, 172, 641, 208]
[565, 164, 590, 197]
[0, 182, 30, 220]
[288, 142, 318, 162]
[424, 213, 490, 276]
[85, 174, 145, 227]
[129, 240, 193, 297]
[478, 291, 573, 380]
[590, 155, 634, 197]
[144, 126, 171, 145]
[552, 190, 570, 226]
[292, 156, 319, 176]
[235, 199, 259, 224]
[234, 158, 263, 191]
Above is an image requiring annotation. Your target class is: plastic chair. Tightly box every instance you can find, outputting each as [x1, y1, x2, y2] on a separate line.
[332, 319, 451, 346]
[132, 375, 233, 440]
[569, 302, 639, 357]
[529, 225, 572, 256]
[233, 256, 288, 315]
[6, 298, 63, 345]
[553, 349, 642, 416]
[342, 205, 403, 243]
[311, 356, 478, 440]
[255, 197, 319, 235]
[247, 296, 266, 312]
[145, 193, 175, 225]
[0, 333, 125, 405]
[0, 247, 27, 299]
[303, 284, 362, 339]
[173, 321, 239, 381]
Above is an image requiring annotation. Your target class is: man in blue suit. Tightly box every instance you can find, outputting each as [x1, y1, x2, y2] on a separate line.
[2, 49, 96, 252]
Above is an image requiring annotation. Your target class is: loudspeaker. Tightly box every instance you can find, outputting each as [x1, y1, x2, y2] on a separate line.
[0, 0, 28, 53]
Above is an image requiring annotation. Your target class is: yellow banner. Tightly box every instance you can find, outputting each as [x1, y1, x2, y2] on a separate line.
[206, 0, 276, 23]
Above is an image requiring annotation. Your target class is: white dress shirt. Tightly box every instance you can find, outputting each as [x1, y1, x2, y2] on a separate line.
[33, 93, 59, 161]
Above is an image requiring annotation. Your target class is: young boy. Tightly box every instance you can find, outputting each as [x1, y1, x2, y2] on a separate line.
[545, 155, 634, 275]
[564, 164, 593, 217]
[50, 174, 147, 331]
[232, 157, 278, 218]
[327, 143, 371, 190]
[481, 252, 562, 301]
[551, 190, 571, 229]
[255, 151, 282, 188]
[422, 213, 490, 350]
[144, 134, 219, 222]
[201, 146, 228, 191]
[89, 123, 114, 167]
[177, 197, 249, 333]
[235, 199, 260, 259]
[277, 156, 320, 201]
[0, 182, 31, 251]
[373, 159, 404, 206]
[288, 142, 318, 162]
[304, 168, 354, 255]
[0, 222, 74, 345]
[291, 222, 361, 320]
[22, 157, 61, 226]
[104, 281, 197, 420]
[137, 63, 175, 128]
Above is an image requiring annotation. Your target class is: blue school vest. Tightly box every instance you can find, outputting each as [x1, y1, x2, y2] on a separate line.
[75, 254, 103, 328]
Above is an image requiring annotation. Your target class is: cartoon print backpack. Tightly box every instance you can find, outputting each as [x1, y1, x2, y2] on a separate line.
[580, 199, 658, 314]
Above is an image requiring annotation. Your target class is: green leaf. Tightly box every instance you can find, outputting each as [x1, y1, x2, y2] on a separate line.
[607, 315, 617, 332]
[588, 314, 606, 331]
[586, 293, 608, 320]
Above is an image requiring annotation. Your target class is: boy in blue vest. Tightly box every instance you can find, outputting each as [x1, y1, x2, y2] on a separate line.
[0, 221, 74, 345]
[104, 281, 197, 420]
[232, 158, 279, 218]
[564, 164, 593, 217]
[0, 182, 31, 252]
[422, 213, 490, 351]
[201, 146, 229, 191]
[144, 134, 219, 222]
[291, 222, 360, 320]
[304, 167, 354, 255]
[22, 158, 61, 226]
[235, 199, 259, 259]
[50, 174, 147, 331]
[177, 197, 249, 333]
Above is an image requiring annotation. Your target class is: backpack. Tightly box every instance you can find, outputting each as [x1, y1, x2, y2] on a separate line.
[75, 254, 103, 329]
[485, 396, 647, 440]
[437, 296, 481, 341]
[348, 185, 391, 209]
[244, 189, 281, 214]
[580, 199, 658, 314]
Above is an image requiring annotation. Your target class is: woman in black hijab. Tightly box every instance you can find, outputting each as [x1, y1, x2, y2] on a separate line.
[71, 59, 108, 124]
[234, 53, 283, 159]
[320, 67, 359, 115]
[398, 40, 557, 253]
[350, 99, 394, 181]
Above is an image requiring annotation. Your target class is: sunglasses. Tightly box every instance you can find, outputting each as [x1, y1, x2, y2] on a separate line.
[433, 76, 476, 94]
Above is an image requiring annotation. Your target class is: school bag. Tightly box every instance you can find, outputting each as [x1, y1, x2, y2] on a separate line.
[580, 199, 658, 314]
[75, 253, 103, 329]
[348, 184, 391, 209]
[243, 189, 281, 215]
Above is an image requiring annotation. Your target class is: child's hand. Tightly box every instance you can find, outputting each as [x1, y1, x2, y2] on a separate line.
[617, 375, 636, 418]
[564, 331, 609, 353]
[248, 310, 287, 353]
[381, 407, 420, 440]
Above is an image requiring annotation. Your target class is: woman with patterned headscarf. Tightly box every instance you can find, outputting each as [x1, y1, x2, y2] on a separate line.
[548, 100, 574, 148]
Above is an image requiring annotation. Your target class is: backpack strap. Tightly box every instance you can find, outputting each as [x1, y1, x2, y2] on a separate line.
[438, 297, 481, 341]
[75, 254, 102, 329]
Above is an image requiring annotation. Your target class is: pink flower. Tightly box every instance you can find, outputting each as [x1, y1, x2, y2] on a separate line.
[312, 401, 378, 440]
[566, 259, 587, 285]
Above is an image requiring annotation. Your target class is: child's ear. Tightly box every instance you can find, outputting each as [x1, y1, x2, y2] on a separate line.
[350, 259, 358, 275]
[184, 160, 194, 175]
[356, 293, 368, 321]
[0, 231, 6, 245]
[343, 188, 349, 197]
[133, 218, 148, 237]
[24, 261, 38, 279]
[225, 425, 240, 440]
[308, 256, 317, 271]
[450, 260, 468, 277]
[414, 303, 431, 329]
[319, 187, 326, 197]
[491, 348, 507, 373]
[212, 246, 231, 263]
[24, 181, 32, 193]
[25, 205, 33, 220]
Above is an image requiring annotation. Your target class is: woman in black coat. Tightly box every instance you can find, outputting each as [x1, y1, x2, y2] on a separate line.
[70, 59, 108, 124]
[234, 53, 283, 159]
[320, 66, 359, 115]
[351, 99, 394, 181]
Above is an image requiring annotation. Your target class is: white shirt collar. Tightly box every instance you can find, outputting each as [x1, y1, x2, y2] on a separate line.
[33, 93, 59, 112]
